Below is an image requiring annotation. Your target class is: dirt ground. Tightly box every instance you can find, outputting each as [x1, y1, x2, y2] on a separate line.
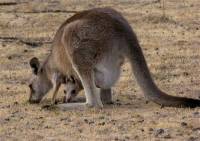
[0, 0, 200, 141]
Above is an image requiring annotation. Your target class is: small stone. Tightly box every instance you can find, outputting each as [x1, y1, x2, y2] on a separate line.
[20, 81, 26, 85]
[6, 105, 11, 108]
[83, 119, 94, 124]
[176, 133, 183, 136]
[110, 119, 116, 125]
[2, 43, 6, 47]
[36, 116, 44, 119]
[192, 127, 200, 132]
[4, 118, 10, 121]
[78, 129, 82, 133]
[183, 72, 189, 76]
[187, 137, 198, 141]
[164, 134, 171, 139]
[137, 119, 144, 123]
[181, 122, 187, 127]
[84, 119, 88, 123]
[88, 121, 94, 124]
[149, 128, 154, 131]
[13, 101, 18, 105]
[125, 136, 130, 139]
[44, 125, 51, 129]
[10, 114, 15, 117]
[114, 137, 119, 141]
[182, 116, 186, 119]
[134, 135, 139, 139]
[179, 91, 184, 94]
[154, 128, 164, 137]
[60, 117, 68, 121]
[125, 102, 131, 105]
[98, 116, 105, 120]
[98, 122, 105, 126]
[11, 110, 19, 115]
[8, 56, 12, 60]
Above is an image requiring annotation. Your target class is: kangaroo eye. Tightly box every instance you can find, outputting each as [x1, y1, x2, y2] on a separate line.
[29, 84, 32, 89]
[64, 90, 66, 94]
[71, 90, 76, 95]
[70, 76, 75, 84]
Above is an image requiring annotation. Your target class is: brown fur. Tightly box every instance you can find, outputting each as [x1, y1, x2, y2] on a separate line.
[29, 7, 200, 108]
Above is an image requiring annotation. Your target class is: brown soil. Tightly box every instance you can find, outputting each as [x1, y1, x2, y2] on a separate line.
[0, 0, 199, 141]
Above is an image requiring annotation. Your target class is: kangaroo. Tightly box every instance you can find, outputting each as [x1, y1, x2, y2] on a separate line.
[63, 75, 112, 104]
[29, 58, 66, 104]
[63, 75, 83, 103]
[28, 7, 200, 109]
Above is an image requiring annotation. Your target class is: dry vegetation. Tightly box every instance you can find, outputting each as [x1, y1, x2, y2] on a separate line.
[0, 0, 200, 141]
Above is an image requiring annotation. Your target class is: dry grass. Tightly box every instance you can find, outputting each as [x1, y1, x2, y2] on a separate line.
[0, 0, 200, 141]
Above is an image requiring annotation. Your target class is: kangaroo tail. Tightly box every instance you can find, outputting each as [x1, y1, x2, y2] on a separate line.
[125, 31, 200, 108]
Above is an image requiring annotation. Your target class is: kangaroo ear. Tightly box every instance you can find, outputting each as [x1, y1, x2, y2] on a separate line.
[30, 57, 40, 75]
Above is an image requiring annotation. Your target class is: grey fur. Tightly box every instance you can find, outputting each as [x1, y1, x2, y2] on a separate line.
[28, 8, 200, 109]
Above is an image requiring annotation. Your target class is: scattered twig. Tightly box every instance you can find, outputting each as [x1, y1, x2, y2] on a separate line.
[0, 1, 28, 6]
[0, 36, 18, 41]
[0, 2, 18, 6]
[0, 10, 78, 14]
[0, 36, 52, 47]
[162, 0, 166, 18]
[19, 40, 43, 47]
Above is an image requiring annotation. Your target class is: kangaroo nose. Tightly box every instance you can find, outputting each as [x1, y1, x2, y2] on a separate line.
[63, 96, 72, 103]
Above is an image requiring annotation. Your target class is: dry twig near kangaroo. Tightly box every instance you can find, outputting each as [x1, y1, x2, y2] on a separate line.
[28, 7, 200, 110]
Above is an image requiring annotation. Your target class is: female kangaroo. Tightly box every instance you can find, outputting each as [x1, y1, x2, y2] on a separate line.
[28, 8, 200, 109]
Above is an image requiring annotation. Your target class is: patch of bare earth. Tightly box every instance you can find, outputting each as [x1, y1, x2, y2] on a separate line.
[0, 0, 199, 141]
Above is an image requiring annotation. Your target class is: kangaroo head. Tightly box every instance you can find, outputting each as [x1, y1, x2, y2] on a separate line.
[28, 57, 52, 103]
[63, 76, 83, 103]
